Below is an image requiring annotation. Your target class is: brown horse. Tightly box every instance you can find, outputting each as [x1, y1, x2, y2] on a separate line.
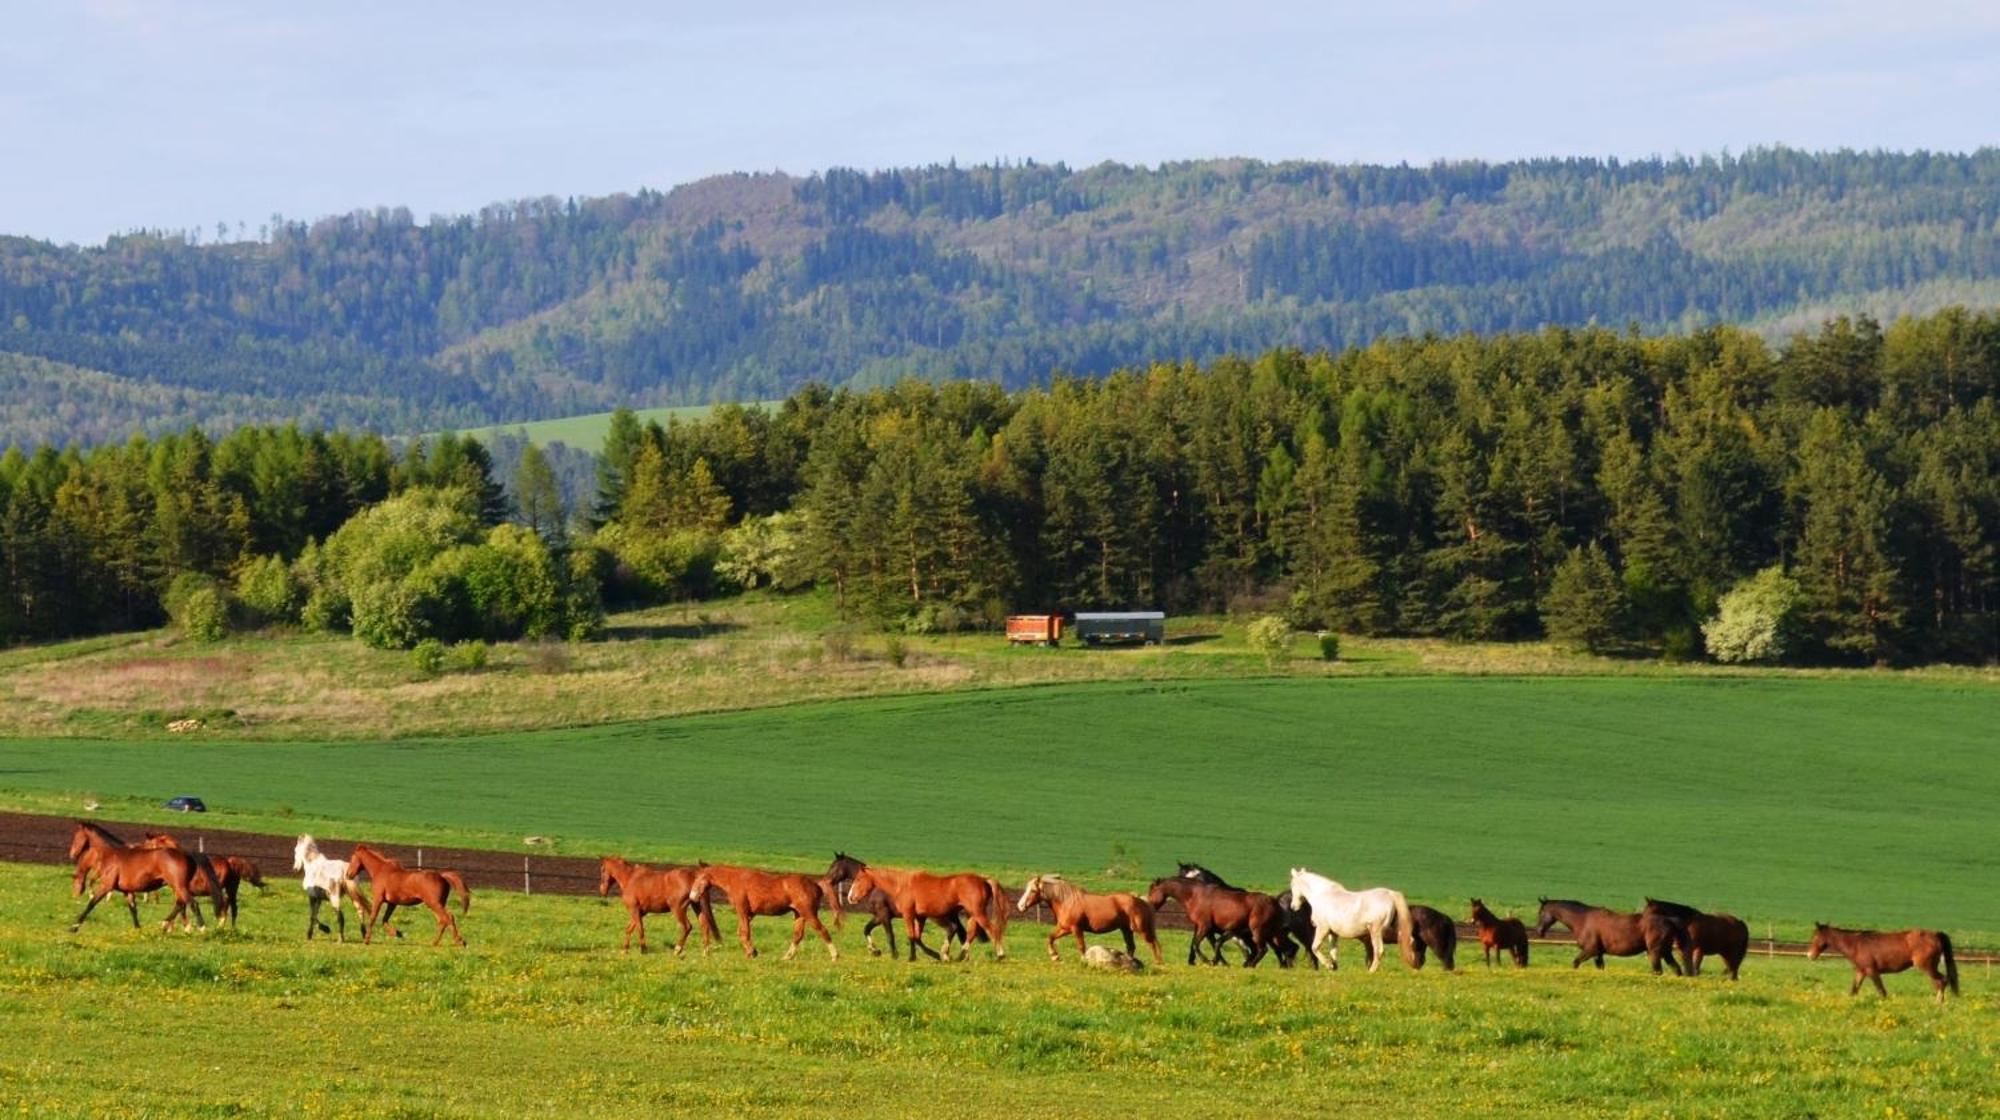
[1643, 898, 1749, 980]
[1146, 876, 1284, 967]
[1536, 898, 1684, 974]
[598, 856, 719, 954]
[346, 844, 470, 947]
[133, 833, 263, 928]
[1392, 904, 1459, 970]
[1017, 874, 1162, 964]
[687, 863, 843, 960]
[68, 821, 222, 933]
[844, 863, 1007, 962]
[1808, 923, 1958, 1002]
[1469, 898, 1530, 967]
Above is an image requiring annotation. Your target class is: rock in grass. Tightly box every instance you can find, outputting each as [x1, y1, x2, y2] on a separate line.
[1083, 945, 1143, 973]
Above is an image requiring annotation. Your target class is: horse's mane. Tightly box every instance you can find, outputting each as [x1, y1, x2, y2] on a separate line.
[1032, 874, 1080, 903]
[77, 820, 125, 845]
[1177, 861, 1242, 891]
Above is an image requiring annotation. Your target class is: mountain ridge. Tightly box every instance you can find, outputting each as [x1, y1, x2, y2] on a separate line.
[5, 147, 1999, 446]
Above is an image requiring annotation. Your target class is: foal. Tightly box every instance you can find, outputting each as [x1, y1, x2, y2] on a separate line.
[1469, 898, 1530, 967]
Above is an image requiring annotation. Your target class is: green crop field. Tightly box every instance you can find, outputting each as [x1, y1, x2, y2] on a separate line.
[1, 860, 1992, 1117]
[440, 402, 779, 452]
[4, 677, 1996, 943]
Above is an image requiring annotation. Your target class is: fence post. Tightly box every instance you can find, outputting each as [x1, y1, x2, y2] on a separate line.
[197, 836, 205, 854]
[1766, 920, 1775, 958]
[523, 857, 531, 895]
[416, 848, 423, 869]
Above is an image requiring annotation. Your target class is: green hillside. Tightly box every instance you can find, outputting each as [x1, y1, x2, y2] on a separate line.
[443, 402, 776, 452]
[6, 149, 2000, 444]
[8, 676, 1996, 941]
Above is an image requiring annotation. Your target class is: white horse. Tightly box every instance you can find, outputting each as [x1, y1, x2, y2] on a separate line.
[293, 834, 370, 942]
[1288, 867, 1418, 972]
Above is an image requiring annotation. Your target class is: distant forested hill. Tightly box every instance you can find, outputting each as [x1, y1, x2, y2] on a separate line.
[6, 148, 2000, 446]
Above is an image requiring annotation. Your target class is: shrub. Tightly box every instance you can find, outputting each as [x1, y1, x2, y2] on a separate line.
[446, 640, 489, 672]
[1246, 615, 1295, 667]
[1704, 566, 1804, 664]
[173, 584, 231, 643]
[409, 638, 447, 677]
[823, 629, 858, 662]
[883, 635, 908, 668]
[717, 512, 808, 591]
[235, 553, 301, 625]
[351, 580, 430, 650]
[595, 523, 722, 604]
[1317, 631, 1341, 661]
[524, 638, 572, 675]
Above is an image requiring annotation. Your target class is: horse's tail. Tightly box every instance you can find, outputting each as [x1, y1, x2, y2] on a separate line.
[1392, 891, 1419, 969]
[441, 870, 471, 914]
[1939, 931, 1959, 995]
[819, 877, 845, 930]
[985, 877, 1010, 941]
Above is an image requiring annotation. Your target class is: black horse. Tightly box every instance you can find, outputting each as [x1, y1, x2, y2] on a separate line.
[1397, 904, 1459, 970]
[1177, 861, 1305, 968]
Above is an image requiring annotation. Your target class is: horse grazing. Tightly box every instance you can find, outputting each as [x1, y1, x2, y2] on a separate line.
[1808, 923, 1958, 1002]
[1396, 904, 1459, 971]
[688, 863, 843, 960]
[844, 863, 1007, 962]
[1017, 874, 1162, 965]
[133, 833, 263, 929]
[346, 844, 470, 947]
[598, 856, 718, 954]
[1643, 898, 1748, 980]
[67, 821, 222, 934]
[1469, 899, 1529, 967]
[1536, 898, 1684, 974]
[1275, 892, 1319, 969]
[294, 834, 371, 942]
[1287, 868, 1419, 972]
[1146, 876, 1284, 967]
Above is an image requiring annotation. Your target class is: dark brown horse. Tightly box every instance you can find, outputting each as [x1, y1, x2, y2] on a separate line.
[1643, 898, 1748, 980]
[68, 821, 222, 933]
[1395, 904, 1460, 971]
[598, 856, 719, 954]
[1807, 923, 1958, 1002]
[134, 833, 263, 929]
[844, 864, 1007, 962]
[1469, 898, 1529, 967]
[1536, 897, 1684, 974]
[1146, 876, 1284, 967]
[1177, 863, 1308, 967]
[346, 844, 470, 946]
[687, 863, 843, 960]
[1017, 874, 1162, 964]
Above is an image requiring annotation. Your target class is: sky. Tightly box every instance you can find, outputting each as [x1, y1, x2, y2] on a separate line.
[4, 0, 1998, 245]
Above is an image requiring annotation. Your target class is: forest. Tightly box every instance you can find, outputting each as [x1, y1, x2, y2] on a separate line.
[2, 309, 1994, 666]
[4, 148, 2000, 447]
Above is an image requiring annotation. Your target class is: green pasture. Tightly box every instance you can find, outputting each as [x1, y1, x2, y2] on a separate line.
[442, 401, 776, 452]
[3, 676, 1995, 942]
[0, 862, 1992, 1117]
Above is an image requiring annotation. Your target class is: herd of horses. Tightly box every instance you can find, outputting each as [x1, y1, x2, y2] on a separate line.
[62, 822, 1964, 1002]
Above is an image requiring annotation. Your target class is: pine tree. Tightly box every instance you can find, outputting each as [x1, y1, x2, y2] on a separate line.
[1541, 543, 1627, 651]
[512, 444, 566, 542]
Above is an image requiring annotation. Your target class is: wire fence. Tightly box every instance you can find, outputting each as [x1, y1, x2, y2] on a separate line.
[8, 815, 1994, 965]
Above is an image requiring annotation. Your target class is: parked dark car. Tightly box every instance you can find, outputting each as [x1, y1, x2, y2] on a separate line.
[163, 796, 207, 813]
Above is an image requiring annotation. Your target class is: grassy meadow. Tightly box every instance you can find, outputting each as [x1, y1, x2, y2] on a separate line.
[440, 402, 778, 452]
[3, 676, 1996, 943]
[1, 861, 1993, 1118]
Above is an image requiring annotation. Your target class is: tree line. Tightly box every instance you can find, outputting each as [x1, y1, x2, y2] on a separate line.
[2, 309, 1995, 665]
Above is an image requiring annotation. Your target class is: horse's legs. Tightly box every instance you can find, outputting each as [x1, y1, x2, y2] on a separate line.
[71, 885, 116, 932]
[670, 904, 694, 956]
[1366, 927, 1385, 973]
[805, 908, 837, 961]
[734, 906, 758, 958]
[125, 892, 142, 928]
[622, 909, 641, 952]
[905, 914, 941, 962]
[1870, 972, 1889, 998]
[1120, 927, 1135, 958]
[307, 894, 322, 941]
[1143, 926, 1163, 965]
[783, 914, 807, 960]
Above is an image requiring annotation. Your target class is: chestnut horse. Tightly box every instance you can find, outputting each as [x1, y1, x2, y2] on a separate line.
[688, 863, 843, 960]
[68, 821, 222, 933]
[844, 863, 1007, 962]
[1469, 898, 1529, 967]
[1016, 874, 1162, 964]
[1536, 898, 1684, 974]
[1146, 876, 1284, 967]
[598, 856, 718, 954]
[134, 833, 263, 928]
[1643, 898, 1748, 980]
[346, 844, 470, 946]
[1808, 923, 1958, 1002]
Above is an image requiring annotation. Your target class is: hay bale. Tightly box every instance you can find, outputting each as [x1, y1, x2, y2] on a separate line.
[166, 718, 204, 733]
[1082, 945, 1144, 973]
